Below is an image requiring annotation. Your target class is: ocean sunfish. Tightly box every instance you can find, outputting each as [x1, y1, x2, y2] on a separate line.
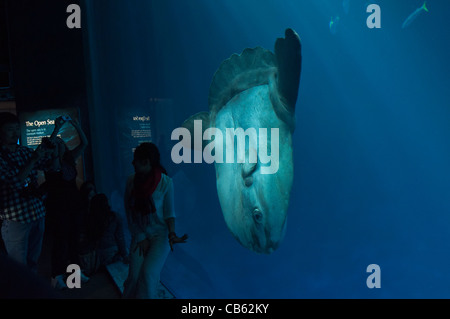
[402, 1, 429, 29]
[180, 29, 302, 254]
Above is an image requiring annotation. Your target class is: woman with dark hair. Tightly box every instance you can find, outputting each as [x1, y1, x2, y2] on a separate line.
[123, 142, 187, 299]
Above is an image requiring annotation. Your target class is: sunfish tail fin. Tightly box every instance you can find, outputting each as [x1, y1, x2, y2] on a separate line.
[423, 1, 429, 12]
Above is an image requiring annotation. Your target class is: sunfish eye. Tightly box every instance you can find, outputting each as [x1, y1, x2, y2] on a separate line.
[252, 209, 263, 224]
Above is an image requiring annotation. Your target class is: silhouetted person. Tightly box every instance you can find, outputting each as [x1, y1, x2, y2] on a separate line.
[0, 112, 53, 273]
[82, 193, 128, 275]
[43, 115, 89, 289]
[77, 180, 97, 246]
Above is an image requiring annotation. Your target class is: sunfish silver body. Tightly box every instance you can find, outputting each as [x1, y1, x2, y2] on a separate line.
[182, 29, 302, 254]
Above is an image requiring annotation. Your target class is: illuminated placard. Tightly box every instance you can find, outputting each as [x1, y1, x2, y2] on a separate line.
[19, 108, 85, 187]
[130, 114, 152, 148]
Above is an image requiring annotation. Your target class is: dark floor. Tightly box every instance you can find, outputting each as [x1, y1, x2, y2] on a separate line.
[1, 223, 175, 299]
[36, 232, 123, 299]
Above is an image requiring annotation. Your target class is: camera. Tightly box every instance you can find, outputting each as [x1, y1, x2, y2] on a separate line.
[41, 136, 56, 149]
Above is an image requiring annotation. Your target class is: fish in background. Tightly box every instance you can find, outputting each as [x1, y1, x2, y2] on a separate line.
[402, 1, 429, 29]
[329, 16, 340, 35]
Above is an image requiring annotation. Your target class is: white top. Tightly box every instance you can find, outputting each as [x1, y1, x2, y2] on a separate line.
[124, 173, 175, 242]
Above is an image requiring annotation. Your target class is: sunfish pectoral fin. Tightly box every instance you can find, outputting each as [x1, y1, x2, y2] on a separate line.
[181, 111, 211, 150]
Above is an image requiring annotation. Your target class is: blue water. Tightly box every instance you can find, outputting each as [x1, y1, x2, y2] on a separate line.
[85, 0, 450, 298]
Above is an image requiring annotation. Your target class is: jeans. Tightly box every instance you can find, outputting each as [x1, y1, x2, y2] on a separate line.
[1, 218, 45, 273]
[123, 233, 170, 299]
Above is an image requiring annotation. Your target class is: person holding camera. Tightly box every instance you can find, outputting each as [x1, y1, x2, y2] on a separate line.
[42, 115, 89, 289]
[0, 112, 53, 273]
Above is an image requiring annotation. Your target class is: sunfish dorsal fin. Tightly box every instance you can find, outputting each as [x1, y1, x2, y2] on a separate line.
[274, 28, 302, 113]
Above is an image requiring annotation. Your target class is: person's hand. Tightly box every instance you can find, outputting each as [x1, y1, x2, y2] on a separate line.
[168, 232, 188, 251]
[134, 238, 151, 257]
[54, 116, 66, 131]
[69, 118, 80, 128]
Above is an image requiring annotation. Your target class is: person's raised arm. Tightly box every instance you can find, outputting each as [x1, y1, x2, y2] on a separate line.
[68, 119, 88, 161]
[49, 116, 65, 142]
[2, 144, 51, 186]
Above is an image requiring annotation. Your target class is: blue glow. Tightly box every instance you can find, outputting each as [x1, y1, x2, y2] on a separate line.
[84, 0, 450, 298]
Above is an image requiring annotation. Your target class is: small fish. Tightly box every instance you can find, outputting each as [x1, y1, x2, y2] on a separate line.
[329, 16, 340, 35]
[402, 1, 429, 29]
[343, 0, 350, 15]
